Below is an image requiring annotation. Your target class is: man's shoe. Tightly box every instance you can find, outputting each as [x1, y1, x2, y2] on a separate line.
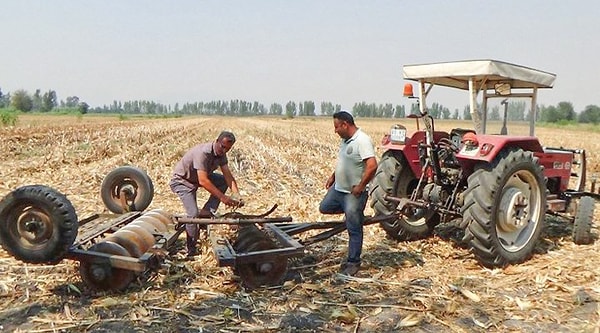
[186, 247, 198, 258]
[340, 261, 361, 276]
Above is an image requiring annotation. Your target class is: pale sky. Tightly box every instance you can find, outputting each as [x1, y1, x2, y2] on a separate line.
[2, 1, 599, 113]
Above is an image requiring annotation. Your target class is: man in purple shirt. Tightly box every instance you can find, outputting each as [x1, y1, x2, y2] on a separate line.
[170, 131, 243, 257]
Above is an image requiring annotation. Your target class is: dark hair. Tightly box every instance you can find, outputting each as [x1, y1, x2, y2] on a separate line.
[218, 131, 236, 144]
[333, 111, 355, 125]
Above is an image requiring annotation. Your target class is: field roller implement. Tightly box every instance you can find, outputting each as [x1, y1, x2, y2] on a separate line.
[0, 166, 396, 292]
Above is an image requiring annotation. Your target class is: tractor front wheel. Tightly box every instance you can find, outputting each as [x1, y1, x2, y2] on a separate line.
[462, 149, 546, 268]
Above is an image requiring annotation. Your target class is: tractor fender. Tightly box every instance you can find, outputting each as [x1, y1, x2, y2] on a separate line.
[456, 135, 544, 165]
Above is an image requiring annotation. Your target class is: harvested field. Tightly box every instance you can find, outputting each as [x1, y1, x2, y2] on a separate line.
[0, 114, 599, 332]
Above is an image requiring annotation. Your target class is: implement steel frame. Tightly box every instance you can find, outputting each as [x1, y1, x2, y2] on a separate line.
[65, 212, 398, 274]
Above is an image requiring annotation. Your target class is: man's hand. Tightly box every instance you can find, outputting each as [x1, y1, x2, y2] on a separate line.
[351, 184, 365, 197]
[230, 193, 245, 208]
[222, 194, 244, 208]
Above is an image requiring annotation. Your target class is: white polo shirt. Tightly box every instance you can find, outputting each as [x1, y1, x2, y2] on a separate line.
[334, 128, 375, 193]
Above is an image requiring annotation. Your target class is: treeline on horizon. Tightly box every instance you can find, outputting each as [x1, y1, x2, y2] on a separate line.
[2, 87, 600, 124]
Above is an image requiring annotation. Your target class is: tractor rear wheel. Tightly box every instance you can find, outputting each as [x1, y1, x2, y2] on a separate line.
[0, 185, 78, 264]
[573, 196, 594, 245]
[101, 166, 154, 214]
[369, 150, 439, 241]
[463, 149, 546, 268]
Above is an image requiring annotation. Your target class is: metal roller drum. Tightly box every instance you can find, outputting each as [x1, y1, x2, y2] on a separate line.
[128, 219, 163, 235]
[105, 229, 149, 258]
[142, 211, 172, 228]
[134, 215, 168, 233]
[120, 224, 156, 250]
[79, 240, 136, 291]
[147, 208, 173, 221]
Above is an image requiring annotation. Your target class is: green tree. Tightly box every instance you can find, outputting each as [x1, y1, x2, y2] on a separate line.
[441, 107, 451, 119]
[410, 103, 420, 115]
[11, 89, 33, 112]
[452, 109, 459, 119]
[42, 90, 57, 112]
[285, 101, 296, 118]
[462, 105, 472, 120]
[252, 101, 265, 115]
[489, 105, 500, 121]
[321, 101, 335, 116]
[540, 105, 559, 122]
[540, 101, 576, 123]
[32, 89, 43, 111]
[507, 101, 526, 121]
[65, 96, 80, 108]
[381, 103, 394, 118]
[579, 105, 600, 124]
[269, 103, 283, 115]
[302, 101, 316, 116]
[0, 88, 7, 108]
[557, 101, 576, 121]
[79, 102, 89, 114]
[394, 105, 405, 118]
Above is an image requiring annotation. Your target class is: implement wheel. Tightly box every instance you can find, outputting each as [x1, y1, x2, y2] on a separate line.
[573, 196, 594, 245]
[101, 166, 154, 214]
[0, 185, 78, 264]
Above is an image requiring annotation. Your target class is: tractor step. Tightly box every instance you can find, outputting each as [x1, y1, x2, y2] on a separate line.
[547, 198, 566, 212]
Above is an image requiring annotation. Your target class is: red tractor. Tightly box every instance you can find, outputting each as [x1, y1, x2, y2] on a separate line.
[369, 59, 597, 268]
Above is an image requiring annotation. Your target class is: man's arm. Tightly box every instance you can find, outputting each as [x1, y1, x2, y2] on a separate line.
[325, 172, 335, 189]
[220, 163, 239, 194]
[351, 156, 377, 196]
[197, 169, 239, 206]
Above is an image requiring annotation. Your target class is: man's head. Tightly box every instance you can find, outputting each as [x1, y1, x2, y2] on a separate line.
[215, 131, 236, 156]
[333, 111, 356, 140]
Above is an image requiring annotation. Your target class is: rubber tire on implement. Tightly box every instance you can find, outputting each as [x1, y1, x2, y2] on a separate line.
[0, 185, 78, 264]
[462, 148, 546, 268]
[369, 150, 439, 241]
[100, 166, 154, 214]
[573, 196, 594, 245]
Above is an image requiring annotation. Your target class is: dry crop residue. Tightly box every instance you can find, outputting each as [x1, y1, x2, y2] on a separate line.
[0, 115, 598, 332]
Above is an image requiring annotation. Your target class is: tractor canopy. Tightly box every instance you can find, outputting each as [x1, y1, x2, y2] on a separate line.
[402, 59, 556, 136]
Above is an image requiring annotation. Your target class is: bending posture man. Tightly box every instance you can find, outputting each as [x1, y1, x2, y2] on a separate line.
[319, 111, 377, 276]
[170, 131, 243, 257]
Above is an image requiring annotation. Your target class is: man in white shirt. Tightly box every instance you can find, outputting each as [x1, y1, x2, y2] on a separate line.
[319, 111, 377, 276]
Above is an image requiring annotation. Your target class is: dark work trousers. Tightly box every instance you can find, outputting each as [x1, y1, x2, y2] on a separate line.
[170, 173, 228, 253]
[319, 187, 368, 264]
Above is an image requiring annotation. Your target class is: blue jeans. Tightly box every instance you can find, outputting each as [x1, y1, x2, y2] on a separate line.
[319, 187, 368, 263]
[170, 173, 228, 249]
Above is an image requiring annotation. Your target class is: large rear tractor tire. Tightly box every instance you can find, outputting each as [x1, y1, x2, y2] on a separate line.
[462, 149, 546, 268]
[573, 196, 594, 245]
[369, 150, 439, 241]
[101, 166, 154, 214]
[0, 185, 78, 264]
